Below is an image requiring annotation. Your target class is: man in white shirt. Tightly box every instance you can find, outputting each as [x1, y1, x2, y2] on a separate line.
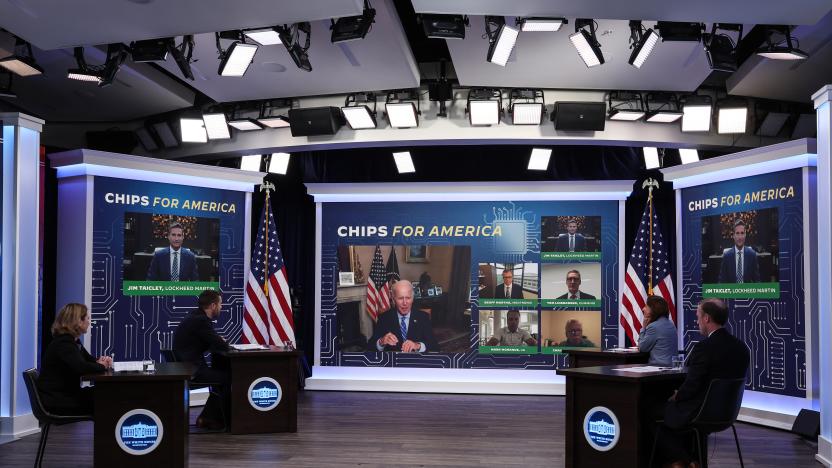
[486, 310, 537, 346]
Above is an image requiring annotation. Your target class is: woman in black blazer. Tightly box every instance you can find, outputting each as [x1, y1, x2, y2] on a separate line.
[37, 303, 112, 414]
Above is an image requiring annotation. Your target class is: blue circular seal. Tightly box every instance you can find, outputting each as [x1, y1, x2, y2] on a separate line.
[247, 377, 282, 412]
[582, 406, 620, 452]
[114, 409, 164, 455]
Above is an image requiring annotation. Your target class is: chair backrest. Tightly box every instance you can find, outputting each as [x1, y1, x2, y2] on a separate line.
[22, 368, 48, 424]
[160, 349, 179, 363]
[691, 377, 745, 430]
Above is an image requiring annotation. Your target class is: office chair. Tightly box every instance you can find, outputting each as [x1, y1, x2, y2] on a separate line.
[160, 349, 227, 433]
[22, 368, 93, 468]
[650, 377, 746, 468]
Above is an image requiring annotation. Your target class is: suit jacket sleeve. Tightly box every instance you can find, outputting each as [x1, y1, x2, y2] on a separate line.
[748, 249, 760, 282]
[368, 311, 397, 351]
[718, 250, 731, 283]
[675, 341, 708, 403]
[147, 251, 161, 280]
[56, 339, 106, 375]
[413, 311, 439, 352]
[197, 317, 230, 354]
[638, 323, 657, 352]
[187, 250, 200, 281]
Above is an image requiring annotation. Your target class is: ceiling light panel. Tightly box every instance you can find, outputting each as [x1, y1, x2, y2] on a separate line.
[512, 103, 543, 125]
[386, 103, 419, 128]
[469, 100, 500, 126]
[393, 151, 415, 173]
[527, 148, 552, 170]
[682, 105, 712, 132]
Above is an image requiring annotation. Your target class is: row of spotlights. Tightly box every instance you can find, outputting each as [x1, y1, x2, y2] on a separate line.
[643, 147, 699, 169]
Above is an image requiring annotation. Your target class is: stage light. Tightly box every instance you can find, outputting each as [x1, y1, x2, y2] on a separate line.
[268, 152, 291, 174]
[517, 17, 567, 32]
[0, 40, 43, 77]
[385, 90, 420, 128]
[67, 68, 102, 84]
[681, 96, 712, 132]
[756, 26, 809, 60]
[66, 45, 127, 87]
[655, 22, 704, 42]
[330, 2, 376, 43]
[702, 24, 742, 72]
[217, 34, 258, 77]
[485, 16, 518, 67]
[467, 88, 502, 126]
[277, 23, 312, 72]
[179, 117, 207, 143]
[420, 14, 468, 40]
[240, 155, 262, 171]
[130, 38, 173, 62]
[342, 92, 378, 129]
[393, 151, 415, 173]
[717, 100, 748, 134]
[202, 112, 231, 140]
[151, 121, 179, 148]
[134, 127, 159, 151]
[679, 149, 699, 164]
[645, 92, 683, 123]
[257, 116, 291, 128]
[643, 147, 660, 169]
[570, 19, 604, 67]
[228, 118, 264, 131]
[628, 21, 659, 68]
[169, 35, 196, 80]
[509, 89, 545, 125]
[244, 28, 282, 46]
[608, 91, 645, 121]
[527, 148, 552, 171]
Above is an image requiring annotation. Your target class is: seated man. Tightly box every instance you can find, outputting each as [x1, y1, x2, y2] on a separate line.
[486, 310, 538, 346]
[658, 299, 750, 468]
[556, 270, 596, 300]
[555, 219, 587, 252]
[173, 289, 230, 430]
[368, 280, 439, 352]
[556, 319, 595, 347]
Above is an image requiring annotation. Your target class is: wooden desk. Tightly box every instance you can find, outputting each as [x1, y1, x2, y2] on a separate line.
[563, 348, 650, 368]
[557, 364, 686, 468]
[86, 362, 195, 468]
[221, 349, 300, 435]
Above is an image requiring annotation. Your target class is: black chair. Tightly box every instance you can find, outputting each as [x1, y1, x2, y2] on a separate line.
[22, 368, 93, 468]
[650, 378, 746, 468]
[160, 349, 227, 432]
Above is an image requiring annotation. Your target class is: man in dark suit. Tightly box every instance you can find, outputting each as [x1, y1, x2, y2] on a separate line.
[146, 222, 200, 281]
[555, 219, 587, 252]
[718, 219, 760, 283]
[173, 289, 229, 429]
[494, 269, 524, 299]
[659, 299, 750, 467]
[556, 270, 596, 299]
[368, 280, 439, 352]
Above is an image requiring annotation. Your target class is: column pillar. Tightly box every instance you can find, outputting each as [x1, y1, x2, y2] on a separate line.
[0, 112, 44, 443]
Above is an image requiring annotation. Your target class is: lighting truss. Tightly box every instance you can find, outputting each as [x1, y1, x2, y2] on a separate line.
[0, 40, 43, 77]
[702, 24, 742, 72]
[385, 90, 421, 128]
[485, 16, 518, 67]
[756, 25, 809, 60]
[681, 95, 713, 132]
[607, 91, 645, 121]
[342, 92, 378, 129]
[644, 92, 683, 123]
[509, 88, 545, 125]
[277, 23, 313, 72]
[570, 19, 604, 67]
[467, 88, 502, 126]
[216, 31, 258, 77]
[517, 17, 567, 32]
[627, 21, 659, 68]
[331, 1, 376, 43]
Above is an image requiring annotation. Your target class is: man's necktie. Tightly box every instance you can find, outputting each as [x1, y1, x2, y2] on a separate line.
[571, 294, 577, 300]
[736, 251, 743, 284]
[171, 251, 180, 282]
[569, 235, 574, 252]
[505, 286, 511, 297]
[400, 316, 408, 341]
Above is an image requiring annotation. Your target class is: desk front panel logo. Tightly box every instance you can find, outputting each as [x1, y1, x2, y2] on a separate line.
[247, 377, 282, 411]
[115, 409, 164, 455]
[583, 406, 620, 451]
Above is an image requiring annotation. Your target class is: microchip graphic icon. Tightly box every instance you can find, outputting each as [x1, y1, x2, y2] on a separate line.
[492, 221, 527, 254]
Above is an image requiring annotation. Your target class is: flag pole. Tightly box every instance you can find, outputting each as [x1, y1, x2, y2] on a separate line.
[642, 178, 659, 295]
[260, 182, 276, 294]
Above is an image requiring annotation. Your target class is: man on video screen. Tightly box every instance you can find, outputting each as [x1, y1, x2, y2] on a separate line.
[718, 219, 759, 283]
[368, 280, 439, 352]
[147, 222, 200, 281]
[555, 219, 586, 252]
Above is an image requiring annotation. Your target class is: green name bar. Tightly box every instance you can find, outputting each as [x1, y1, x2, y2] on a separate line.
[541, 299, 602, 308]
[542, 346, 592, 355]
[123, 281, 220, 296]
[702, 282, 780, 299]
[479, 345, 539, 355]
[479, 298, 537, 308]
[541, 251, 602, 261]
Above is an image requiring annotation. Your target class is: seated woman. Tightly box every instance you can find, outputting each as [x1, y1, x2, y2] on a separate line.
[638, 295, 678, 366]
[37, 303, 112, 415]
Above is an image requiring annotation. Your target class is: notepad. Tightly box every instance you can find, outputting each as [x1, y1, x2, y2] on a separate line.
[612, 366, 671, 373]
[113, 361, 146, 372]
[230, 343, 268, 351]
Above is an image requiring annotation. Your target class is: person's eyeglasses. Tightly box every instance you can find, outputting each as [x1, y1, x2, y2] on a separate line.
[567, 329, 582, 334]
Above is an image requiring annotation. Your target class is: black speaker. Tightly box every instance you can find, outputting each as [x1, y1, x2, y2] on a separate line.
[288, 107, 343, 137]
[791, 409, 820, 440]
[554, 102, 606, 131]
[86, 131, 139, 154]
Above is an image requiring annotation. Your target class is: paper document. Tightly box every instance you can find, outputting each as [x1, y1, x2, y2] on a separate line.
[608, 347, 640, 353]
[231, 343, 268, 351]
[113, 361, 145, 372]
[612, 366, 672, 373]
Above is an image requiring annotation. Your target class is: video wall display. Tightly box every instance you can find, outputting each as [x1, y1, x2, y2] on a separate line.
[680, 168, 809, 397]
[322, 199, 620, 370]
[90, 177, 247, 361]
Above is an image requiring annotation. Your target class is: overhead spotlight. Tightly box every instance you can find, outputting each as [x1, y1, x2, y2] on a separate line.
[150, 121, 179, 148]
[608, 91, 646, 121]
[130, 38, 173, 62]
[517, 17, 567, 32]
[702, 24, 742, 72]
[255, 98, 293, 128]
[268, 152, 291, 175]
[527, 148, 552, 171]
[627, 21, 659, 68]
[419, 14, 469, 40]
[393, 151, 415, 173]
[331, 1, 376, 43]
[202, 112, 231, 140]
[467, 88, 502, 126]
[716, 99, 748, 134]
[179, 113, 208, 143]
[240, 155, 263, 171]
[277, 23, 313, 72]
[67, 45, 127, 87]
[216, 31, 258, 77]
[134, 127, 159, 151]
[385, 90, 420, 128]
[679, 149, 700, 164]
[169, 35, 196, 80]
[643, 147, 661, 169]
[342, 92, 378, 129]
[244, 27, 282, 46]
[644, 92, 683, 123]
[228, 118, 264, 131]
[655, 22, 705, 42]
[510, 89, 545, 125]
[0, 39, 43, 77]
[681, 95, 712, 132]
[756, 26, 809, 60]
[570, 19, 604, 67]
[484, 16, 518, 67]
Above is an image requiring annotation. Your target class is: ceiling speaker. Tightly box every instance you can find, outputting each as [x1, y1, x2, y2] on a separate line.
[554, 102, 606, 131]
[288, 107, 344, 137]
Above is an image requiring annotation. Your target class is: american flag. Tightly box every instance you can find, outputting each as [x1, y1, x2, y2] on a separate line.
[242, 192, 294, 345]
[620, 195, 676, 344]
[366, 246, 390, 321]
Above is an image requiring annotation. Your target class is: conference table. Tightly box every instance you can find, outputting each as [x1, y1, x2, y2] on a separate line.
[557, 364, 686, 468]
[562, 348, 650, 368]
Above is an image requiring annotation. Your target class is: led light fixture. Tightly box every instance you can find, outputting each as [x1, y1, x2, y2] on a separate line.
[467, 88, 502, 126]
[755, 107, 789, 137]
[0, 40, 43, 76]
[679, 149, 699, 164]
[420, 14, 468, 39]
[256, 98, 293, 128]
[217, 33, 258, 77]
[257, 116, 291, 128]
[570, 19, 604, 67]
[716, 99, 748, 134]
[67, 45, 127, 87]
[240, 155, 263, 171]
[228, 118, 264, 131]
[643, 147, 661, 169]
[151, 121, 179, 148]
[385, 90, 420, 128]
[342, 92, 378, 129]
[510, 89, 545, 125]
[244, 27, 282, 46]
[517, 17, 567, 32]
[331, 1, 376, 43]
[277, 23, 312, 72]
[202, 112, 231, 140]
[179, 117, 208, 143]
[628, 21, 659, 68]
[756, 25, 809, 60]
[130, 38, 173, 62]
[608, 91, 645, 121]
[268, 152, 291, 174]
[681, 95, 712, 132]
[135, 127, 159, 151]
[485, 16, 518, 67]
[702, 24, 742, 72]
[645, 92, 683, 123]
[393, 151, 415, 173]
[527, 148, 552, 171]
